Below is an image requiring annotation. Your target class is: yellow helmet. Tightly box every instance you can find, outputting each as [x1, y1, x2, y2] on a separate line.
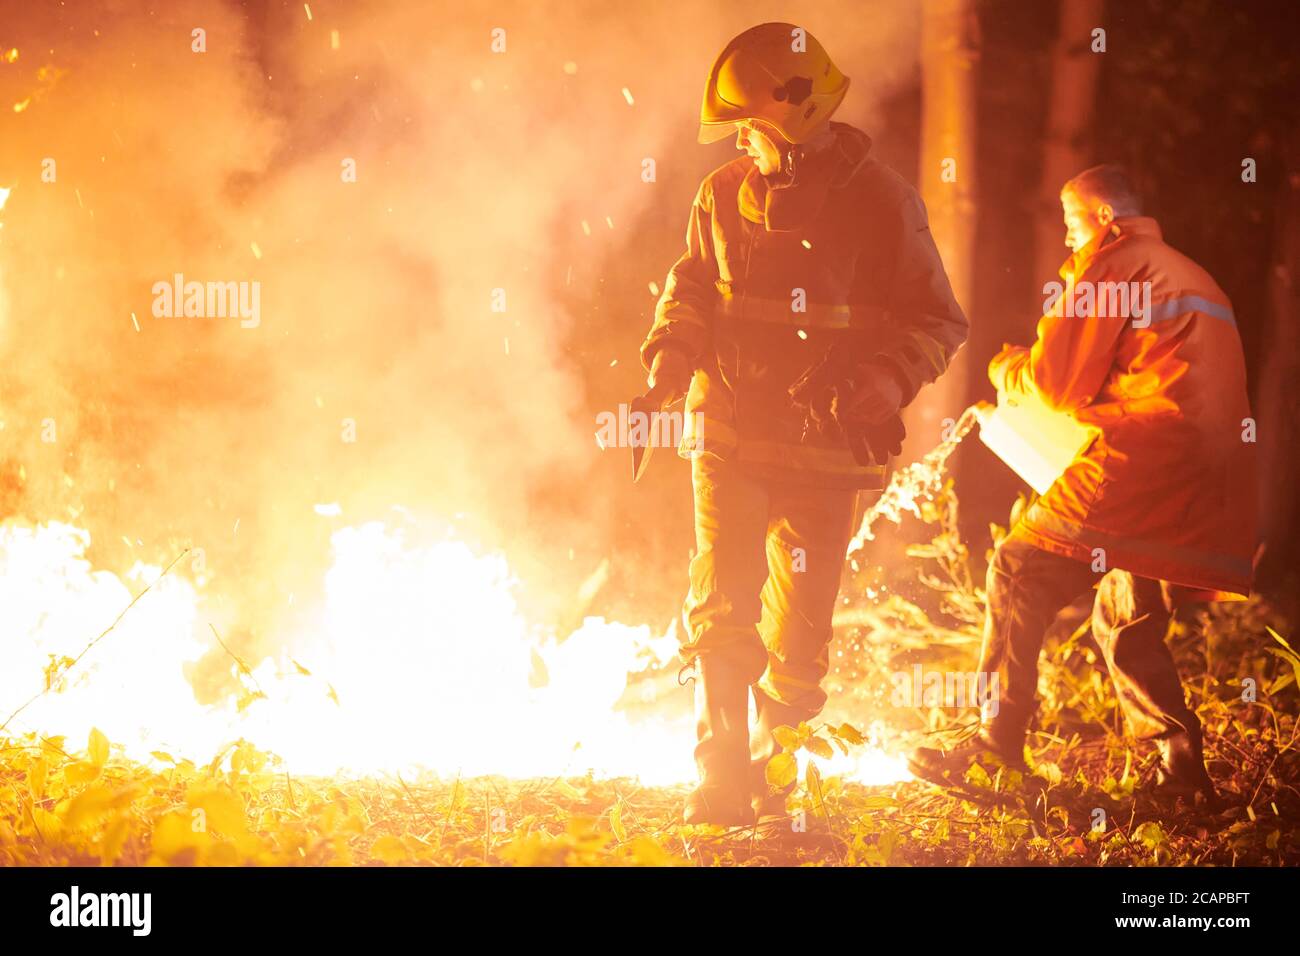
[698, 22, 850, 146]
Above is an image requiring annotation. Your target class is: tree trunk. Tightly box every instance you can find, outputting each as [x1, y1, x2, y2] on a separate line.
[908, 0, 980, 460]
[1255, 133, 1300, 591]
[1034, 0, 1103, 284]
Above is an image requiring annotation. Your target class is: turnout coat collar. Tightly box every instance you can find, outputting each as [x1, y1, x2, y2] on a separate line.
[737, 123, 874, 231]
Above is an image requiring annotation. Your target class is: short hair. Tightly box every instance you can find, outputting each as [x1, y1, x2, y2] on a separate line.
[1062, 164, 1143, 216]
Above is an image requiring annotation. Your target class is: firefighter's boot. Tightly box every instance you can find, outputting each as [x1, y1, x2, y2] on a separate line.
[1152, 726, 1218, 803]
[681, 656, 755, 826]
[908, 725, 1029, 790]
[749, 688, 811, 822]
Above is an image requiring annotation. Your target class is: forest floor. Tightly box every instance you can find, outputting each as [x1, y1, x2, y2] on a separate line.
[1, 696, 1296, 867]
[2, 485, 1296, 867]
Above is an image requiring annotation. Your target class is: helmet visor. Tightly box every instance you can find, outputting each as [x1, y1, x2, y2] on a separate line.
[697, 121, 739, 145]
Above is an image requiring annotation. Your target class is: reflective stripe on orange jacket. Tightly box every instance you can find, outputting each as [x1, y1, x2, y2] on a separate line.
[641, 122, 968, 490]
[993, 216, 1257, 596]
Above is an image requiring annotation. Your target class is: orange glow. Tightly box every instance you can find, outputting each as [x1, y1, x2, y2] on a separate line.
[0, 519, 909, 785]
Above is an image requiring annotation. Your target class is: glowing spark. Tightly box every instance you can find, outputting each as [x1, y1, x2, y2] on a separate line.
[0, 185, 10, 210]
[580, 220, 591, 236]
[303, 3, 313, 20]
[608, 359, 618, 367]
[563, 62, 578, 75]
[250, 241, 262, 259]
[75, 188, 84, 208]
[3, 48, 17, 64]
[330, 30, 340, 50]
[605, 216, 614, 229]
[801, 239, 813, 249]
[595, 433, 606, 450]
[649, 281, 659, 296]
[621, 87, 634, 106]
[130, 312, 140, 332]
[13, 98, 30, 113]
[796, 329, 808, 340]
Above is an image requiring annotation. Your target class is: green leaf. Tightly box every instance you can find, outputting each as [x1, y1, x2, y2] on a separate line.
[63, 761, 100, 786]
[1133, 821, 1167, 850]
[804, 736, 834, 760]
[1263, 647, 1300, 688]
[88, 728, 110, 768]
[772, 725, 802, 752]
[610, 801, 626, 843]
[805, 758, 823, 802]
[765, 752, 798, 789]
[965, 761, 992, 790]
[1266, 626, 1298, 656]
[876, 828, 899, 865]
[835, 723, 865, 746]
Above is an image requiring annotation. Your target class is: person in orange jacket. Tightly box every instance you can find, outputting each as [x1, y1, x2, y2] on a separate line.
[909, 164, 1257, 801]
[643, 23, 968, 825]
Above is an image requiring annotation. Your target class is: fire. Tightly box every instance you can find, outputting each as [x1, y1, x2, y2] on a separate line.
[0, 517, 909, 788]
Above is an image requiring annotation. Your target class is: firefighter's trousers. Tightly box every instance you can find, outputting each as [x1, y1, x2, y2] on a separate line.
[979, 524, 1200, 748]
[681, 453, 858, 715]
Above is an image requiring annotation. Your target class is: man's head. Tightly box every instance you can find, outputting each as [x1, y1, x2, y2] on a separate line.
[735, 118, 788, 175]
[1060, 164, 1143, 253]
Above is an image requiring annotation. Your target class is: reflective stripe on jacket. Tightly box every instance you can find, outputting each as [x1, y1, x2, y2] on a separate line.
[641, 122, 968, 490]
[997, 216, 1257, 596]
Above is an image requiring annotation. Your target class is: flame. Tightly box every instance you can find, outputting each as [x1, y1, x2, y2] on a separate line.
[0, 517, 909, 787]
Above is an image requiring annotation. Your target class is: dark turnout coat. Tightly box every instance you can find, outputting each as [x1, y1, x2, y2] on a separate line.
[641, 122, 969, 489]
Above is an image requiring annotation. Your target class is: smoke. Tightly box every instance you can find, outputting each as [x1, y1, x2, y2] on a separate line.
[0, 0, 920, 701]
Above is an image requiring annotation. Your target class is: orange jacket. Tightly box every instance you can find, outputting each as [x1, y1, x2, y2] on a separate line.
[991, 216, 1257, 595]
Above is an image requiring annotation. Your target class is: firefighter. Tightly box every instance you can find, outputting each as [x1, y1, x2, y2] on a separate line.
[642, 22, 968, 825]
[909, 164, 1257, 801]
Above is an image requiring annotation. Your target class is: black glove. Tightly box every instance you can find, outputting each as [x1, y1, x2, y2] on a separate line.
[846, 413, 906, 466]
[791, 348, 907, 464]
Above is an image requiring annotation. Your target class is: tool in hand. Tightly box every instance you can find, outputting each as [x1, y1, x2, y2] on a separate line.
[629, 379, 678, 483]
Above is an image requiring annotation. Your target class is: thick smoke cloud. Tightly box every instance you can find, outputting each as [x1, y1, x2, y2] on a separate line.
[0, 0, 920, 701]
